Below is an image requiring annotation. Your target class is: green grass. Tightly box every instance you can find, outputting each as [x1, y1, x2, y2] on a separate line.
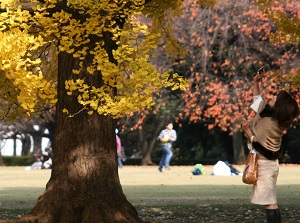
[123, 185, 300, 222]
[0, 165, 300, 222]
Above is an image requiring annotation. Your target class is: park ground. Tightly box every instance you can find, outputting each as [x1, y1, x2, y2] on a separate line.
[0, 164, 300, 222]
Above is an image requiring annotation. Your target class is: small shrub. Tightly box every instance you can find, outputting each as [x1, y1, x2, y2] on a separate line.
[2, 156, 35, 166]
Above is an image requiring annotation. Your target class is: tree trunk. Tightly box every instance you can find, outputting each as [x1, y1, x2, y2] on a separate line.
[17, 52, 143, 223]
[45, 120, 55, 151]
[0, 153, 4, 166]
[31, 126, 46, 155]
[140, 118, 166, 166]
[140, 152, 153, 165]
[13, 134, 17, 156]
[139, 129, 155, 166]
[140, 136, 153, 165]
[21, 133, 31, 156]
[232, 131, 245, 164]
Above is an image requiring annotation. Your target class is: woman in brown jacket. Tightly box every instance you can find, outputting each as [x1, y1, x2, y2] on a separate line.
[242, 67, 299, 223]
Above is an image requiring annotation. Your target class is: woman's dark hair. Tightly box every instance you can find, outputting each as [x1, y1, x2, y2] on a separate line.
[260, 90, 299, 128]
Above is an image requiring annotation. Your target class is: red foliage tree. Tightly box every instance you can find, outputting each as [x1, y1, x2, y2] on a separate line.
[149, 0, 300, 163]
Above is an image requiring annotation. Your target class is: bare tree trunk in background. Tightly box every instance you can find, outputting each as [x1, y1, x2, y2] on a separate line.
[0, 153, 3, 166]
[139, 130, 153, 165]
[31, 126, 47, 155]
[21, 133, 31, 156]
[140, 118, 169, 166]
[233, 131, 245, 164]
[13, 134, 17, 156]
[0, 139, 5, 165]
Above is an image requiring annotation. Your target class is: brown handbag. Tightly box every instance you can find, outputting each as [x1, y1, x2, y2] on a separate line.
[242, 149, 258, 184]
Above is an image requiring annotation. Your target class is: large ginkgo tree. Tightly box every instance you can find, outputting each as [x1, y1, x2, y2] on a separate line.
[0, 0, 209, 222]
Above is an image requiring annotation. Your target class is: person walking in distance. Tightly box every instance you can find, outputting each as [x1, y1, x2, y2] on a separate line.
[241, 66, 299, 223]
[158, 120, 177, 172]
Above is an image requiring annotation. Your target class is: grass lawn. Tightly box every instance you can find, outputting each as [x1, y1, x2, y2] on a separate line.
[0, 165, 300, 222]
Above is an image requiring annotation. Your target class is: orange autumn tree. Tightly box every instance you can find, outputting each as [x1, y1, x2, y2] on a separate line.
[146, 0, 300, 163]
[177, 0, 300, 129]
[0, 0, 217, 222]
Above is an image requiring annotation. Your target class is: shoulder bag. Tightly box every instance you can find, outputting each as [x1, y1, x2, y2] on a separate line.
[242, 149, 258, 184]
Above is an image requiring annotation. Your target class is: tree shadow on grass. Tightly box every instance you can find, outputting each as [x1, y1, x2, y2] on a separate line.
[124, 185, 300, 223]
[137, 204, 300, 223]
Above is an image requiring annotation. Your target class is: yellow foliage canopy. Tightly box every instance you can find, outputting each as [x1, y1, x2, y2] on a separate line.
[0, 0, 215, 119]
[257, 0, 300, 87]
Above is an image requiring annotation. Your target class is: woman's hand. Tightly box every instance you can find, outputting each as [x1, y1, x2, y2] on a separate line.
[241, 118, 250, 131]
[253, 66, 264, 82]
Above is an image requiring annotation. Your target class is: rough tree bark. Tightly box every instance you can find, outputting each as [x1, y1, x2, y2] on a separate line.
[16, 52, 143, 222]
